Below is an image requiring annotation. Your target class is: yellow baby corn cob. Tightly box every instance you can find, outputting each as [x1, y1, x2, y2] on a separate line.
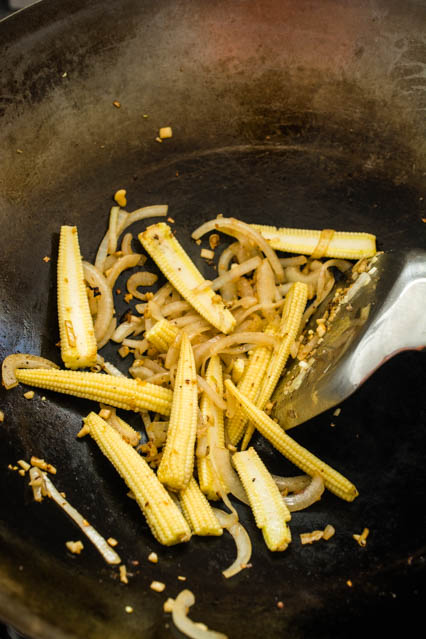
[225, 379, 358, 502]
[157, 333, 198, 491]
[226, 326, 275, 447]
[197, 355, 225, 500]
[233, 447, 291, 551]
[15, 368, 172, 415]
[85, 412, 191, 545]
[139, 223, 236, 334]
[145, 318, 179, 352]
[179, 477, 223, 536]
[241, 282, 307, 449]
[251, 224, 376, 259]
[57, 226, 97, 369]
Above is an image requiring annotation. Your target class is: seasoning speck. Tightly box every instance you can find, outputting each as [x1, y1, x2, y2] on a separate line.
[125, 606, 133, 614]
[113, 100, 121, 108]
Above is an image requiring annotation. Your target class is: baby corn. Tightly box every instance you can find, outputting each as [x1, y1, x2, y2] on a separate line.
[85, 412, 191, 545]
[139, 223, 236, 334]
[197, 355, 225, 500]
[226, 327, 275, 447]
[225, 379, 358, 502]
[157, 333, 198, 491]
[179, 477, 223, 536]
[233, 447, 291, 551]
[146, 319, 179, 352]
[241, 282, 307, 449]
[251, 224, 376, 259]
[15, 368, 172, 415]
[57, 226, 97, 369]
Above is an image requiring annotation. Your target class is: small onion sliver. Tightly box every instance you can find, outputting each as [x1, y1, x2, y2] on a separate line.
[83, 261, 114, 343]
[2, 354, 59, 390]
[172, 589, 228, 639]
[106, 253, 142, 288]
[192, 217, 284, 283]
[284, 474, 325, 512]
[212, 508, 252, 579]
[196, 375, 226, 410]
[43, 473, 121, 565]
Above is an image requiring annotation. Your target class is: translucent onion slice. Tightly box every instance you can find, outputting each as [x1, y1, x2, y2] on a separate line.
[192, 218, 284, 283]
[106, 254, 142, 288]
[284, 474, 324, 512]
[212, 508, 252, 579]
[172, 589, 228, 639]
[43, 473, 121, 565]
[271, 474, 311, 493]
[2, 354, 59, 390]
[196, 376, 226, 410]
[83, 261, 114, 343]
[205, 256, 262, 293]
[127, 272, 159, 299]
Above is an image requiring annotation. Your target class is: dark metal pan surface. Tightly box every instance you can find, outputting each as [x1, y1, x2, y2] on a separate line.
[0, 1, 425, 638]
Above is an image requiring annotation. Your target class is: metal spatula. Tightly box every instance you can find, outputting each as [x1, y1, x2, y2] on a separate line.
[272, 250, 426, 430]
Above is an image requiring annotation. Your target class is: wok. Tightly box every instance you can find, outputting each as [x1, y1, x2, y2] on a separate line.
[0, 1, 425, 637]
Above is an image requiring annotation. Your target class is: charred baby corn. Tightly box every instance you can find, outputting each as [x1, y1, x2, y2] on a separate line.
[85, 412, 191, 545]
[57, 226, 97, 369]
[15, 368, 172, 415]
[225, 379, 358, 502]
[251, 224, 376, 259]
[157, 333, 198, 491]
[233, 447, 291, 551]
[139, 223, 236, 334]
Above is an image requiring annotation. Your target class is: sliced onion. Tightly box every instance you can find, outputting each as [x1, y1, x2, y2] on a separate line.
[209, 446, 249, 505]
[172, 589, 228, 639]
[234, 300, 283, 328]
[284, 265, 321, 285]
[111, 318, 144, 343]
[207, 256, 262, 292]
[279, 255, 308, 267]
[94, 209, 128, 272]
[2, 354, 59, 390]
[196, 375, 226, 410]
[43, 473, 121, 565]
[127, 272, 159, 300]
[107, 205, 120, 255]
[192, 218, 284, 283]
[121, 232, 134, 255]
[83, 261, 114, 343]
[217, 242, 239, 301]
[146, 372, 171, 386]
[121, 338, 149, 354]
[271, 474, 311, 493]
[284, 474, 325, 512]
[96, 317, 117, 350]
[129, 365, 153, 380]
[194, 332, 277, 370]
[255, 259, 277, 319]
[147, 300, 164, 321]
[236, 277, 254, 298]
[162, 301, 192, 317]
[212, 508, 252, 579]
[106, 253, 142, 288]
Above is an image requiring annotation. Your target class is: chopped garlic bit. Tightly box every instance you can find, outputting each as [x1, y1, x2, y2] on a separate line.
[0, 410, 4, 422]
[200, 248, 215, 260]
[323, 524, 335, 540]
[353, 527, 369, 547]
[163, 598, 175, 613]
[66, 540, 84, 554]
[107, 537, 118, 547]
[300, 530, 324, 545]
[113, 100, 121, 108]
[159, 126, 173, 139]
[209, 233, 220, 250]
[119, 564, 129, 584]
[114, 189, 127, 207]
[23, 390, 35, 400]
[17, 460, 30, 471]
[333, 407, 341, 417]
[177, 575, 186, 581]
[148, 551, 158, 563]
[125, 606, 133, 614]
[30, 456, 56, 474]
[43, 256, 51, 263]
[150, 580, 166, 592]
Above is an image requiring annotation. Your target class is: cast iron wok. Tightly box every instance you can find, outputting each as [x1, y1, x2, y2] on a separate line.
[0, 1, 425, 637]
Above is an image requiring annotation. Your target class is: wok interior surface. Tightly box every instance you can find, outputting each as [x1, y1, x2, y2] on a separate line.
[0, 1, 425, 637]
